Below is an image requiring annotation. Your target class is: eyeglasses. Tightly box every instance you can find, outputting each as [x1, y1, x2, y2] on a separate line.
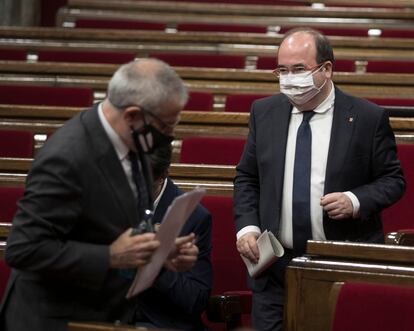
[140, 107, 178, 132]
[273, 62, 325, 78]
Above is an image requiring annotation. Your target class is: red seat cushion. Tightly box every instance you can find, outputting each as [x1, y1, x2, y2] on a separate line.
[380, 29, 414, 38]
[37, 50, 136, 64]
[180, 137, 246, 165]
[75, 19, 166, 31]
[0, 187, 24, 222]
[225, 93, 270, 113]
[149, 53, 246, 69]
[0, 130, 34, 158]
[382, 144, 414, 234]
[184, 92, 213, 111]
[201, 196, 247, 294]
[331, 282, 414, 331]
[0, 85, 94, 107]
[177, 23, 266, 33]
[0, 49, 27, 61]
[367, 98, 414, 107]
[279, 26, 369, 37]
[366, 60, 414, 74]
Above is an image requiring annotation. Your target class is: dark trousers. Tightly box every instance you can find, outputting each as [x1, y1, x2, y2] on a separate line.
[251, 250, 294, 331]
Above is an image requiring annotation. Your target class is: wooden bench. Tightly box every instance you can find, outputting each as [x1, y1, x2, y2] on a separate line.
[285, 240, 414, 331]
[57, 1, 414, 30]
[0, 104, 413, 154]
[0, 157, 235, 196]
[1, 61, 414, 104]
[1, 27, 414, 61]
[63, 0, 414, 19]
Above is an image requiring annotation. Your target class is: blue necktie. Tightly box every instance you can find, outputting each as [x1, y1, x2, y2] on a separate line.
[292, 111, 315, 256]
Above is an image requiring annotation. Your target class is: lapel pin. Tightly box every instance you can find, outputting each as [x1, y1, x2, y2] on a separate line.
[348, 117, 354, 122]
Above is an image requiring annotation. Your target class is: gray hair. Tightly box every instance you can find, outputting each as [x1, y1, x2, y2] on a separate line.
[107, 59, 188, 114]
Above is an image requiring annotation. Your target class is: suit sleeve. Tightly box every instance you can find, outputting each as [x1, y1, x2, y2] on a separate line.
[351, 110, 406, 219]
[233, 102, 261, 232]
[5, 152, 109, 290]
[152, 210, 212, 315]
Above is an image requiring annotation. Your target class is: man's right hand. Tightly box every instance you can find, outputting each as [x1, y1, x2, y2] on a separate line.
[109, 228, 160, 269]
[236, 232, 260, 264]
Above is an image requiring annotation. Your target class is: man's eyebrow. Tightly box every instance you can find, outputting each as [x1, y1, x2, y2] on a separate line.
[276, 63, 305, 68]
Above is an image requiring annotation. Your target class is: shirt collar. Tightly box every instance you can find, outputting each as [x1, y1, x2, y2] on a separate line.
[292, 81, 335, 114]
[98, 102, 129, 161]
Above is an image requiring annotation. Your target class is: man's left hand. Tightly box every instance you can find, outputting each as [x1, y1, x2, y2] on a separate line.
[320, 192, 353, 219]
[165, 233, 199, 272]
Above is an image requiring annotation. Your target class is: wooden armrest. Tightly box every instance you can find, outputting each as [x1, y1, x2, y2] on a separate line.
[206, 291, 251, 329]
[0, 222, 11, 239]
[385, 229, 414, 246]
[328, 282, 345, 331]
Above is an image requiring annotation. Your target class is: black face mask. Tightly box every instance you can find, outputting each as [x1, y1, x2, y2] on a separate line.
[131, 123, 174, 155]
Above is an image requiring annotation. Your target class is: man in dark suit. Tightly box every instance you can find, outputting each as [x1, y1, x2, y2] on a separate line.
[134, 144, 212, 331]
[0, 59, 199, 331]
[234, 28, 405, 331]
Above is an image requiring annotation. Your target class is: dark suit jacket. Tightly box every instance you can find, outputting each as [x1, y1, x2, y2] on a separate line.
[135, 178, 212, 331]
[234, 86, 405, 290]
[0, 105, 211, 331]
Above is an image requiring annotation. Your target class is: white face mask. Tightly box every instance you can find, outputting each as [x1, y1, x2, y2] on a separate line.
[279, 66, 327, 105]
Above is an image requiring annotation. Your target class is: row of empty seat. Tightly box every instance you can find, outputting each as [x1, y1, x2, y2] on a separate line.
[3, 48, 414, 73]
[69, 19, 414, 39]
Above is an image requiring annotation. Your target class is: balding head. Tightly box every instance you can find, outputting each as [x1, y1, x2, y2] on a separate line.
[278, 28, 334, 66]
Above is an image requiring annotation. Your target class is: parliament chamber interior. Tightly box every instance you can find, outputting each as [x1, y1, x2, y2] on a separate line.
[1, 1, 414, 331]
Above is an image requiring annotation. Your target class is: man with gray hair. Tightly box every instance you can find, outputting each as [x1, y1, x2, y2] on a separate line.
[0, 59, 199, 331]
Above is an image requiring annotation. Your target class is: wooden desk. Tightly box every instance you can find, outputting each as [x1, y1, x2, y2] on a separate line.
[1, 61, 414, 102]
[65, 0, 414, 18]
[285, 240, 414, 331]
[2, 27, 414, 61]
[0, 158, 235, 196]
[58, 2, 414, 29]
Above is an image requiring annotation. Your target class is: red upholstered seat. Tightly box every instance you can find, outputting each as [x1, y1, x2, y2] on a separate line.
[179, 137, 246, 165]
[177, 23, 267, 33]
[225, 93, 271, 113]
[184, 92, 214, 111]
[149, 53, 246, 69]
[201, 196, 247, 294]
[37, 50, 136, 64]
[256, 56, 277, 70]
[153, 0, 306, 4]
[0, 49, 27, 61]
[201, 196, 251, 329]
[367, 98, 414, 107]
[366, 60, 414, 74]
[331, 282, 414, 331]
[75, 19, 166, 31]
[0, 85, 94, 107]
[382, 144, 414, 234]
[0, 130, 34, 158]
[0, 187, 24, 222]
[279, 26, 369, 37]
[0, 259, 11, 301]
[380, 29, 414, 38]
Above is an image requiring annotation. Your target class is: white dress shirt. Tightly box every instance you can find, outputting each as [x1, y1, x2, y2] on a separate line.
[97, 103, 137, 196]
[237, 83, 360, 247]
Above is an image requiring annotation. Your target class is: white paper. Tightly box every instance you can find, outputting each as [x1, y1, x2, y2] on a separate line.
[241, 230, 284, 278]
[126, 187, 206, 299]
